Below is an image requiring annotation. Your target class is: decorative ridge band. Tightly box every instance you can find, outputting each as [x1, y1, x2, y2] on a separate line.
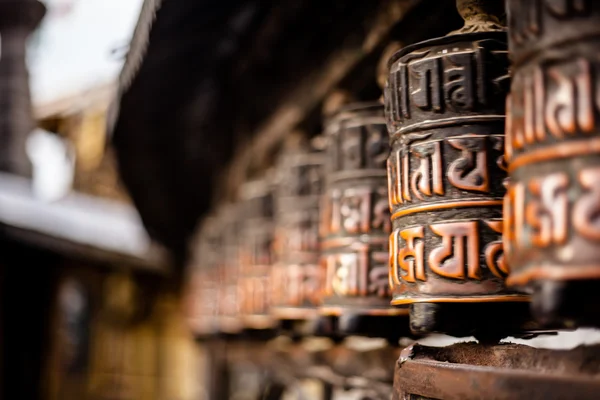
[320, 236, 389, 250]
[326, 169, 387, 183]
[391, 199, 503, 219]
[507, 265, 600, 287]
[391, 294, 530, 305]
[508, 137, 600, 173]
[389, 115, 505, 139]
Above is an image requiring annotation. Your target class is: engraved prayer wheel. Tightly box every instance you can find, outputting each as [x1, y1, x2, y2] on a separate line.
[270, 144, 325, 325]
[384, 1, 530, 337]
[217, 205, 243, 336]
[186, 217, 221, 340]
[238, 178, 276, 331]
[505, 1, 600, 326]
[319, 102, 409, 338]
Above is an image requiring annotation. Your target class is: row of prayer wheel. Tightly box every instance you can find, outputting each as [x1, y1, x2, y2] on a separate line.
[187, 0, 600, 339]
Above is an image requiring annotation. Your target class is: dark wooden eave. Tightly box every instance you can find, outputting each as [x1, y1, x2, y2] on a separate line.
[110, 0, 462, 261]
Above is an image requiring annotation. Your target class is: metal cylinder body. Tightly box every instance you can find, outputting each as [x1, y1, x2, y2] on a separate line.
[270, 148, 325, 322]
[217, 206, 243, 335]
[505, 1, 600, 325]
[187, 217, 220, 339]
[319, 102, 408, 329]
[238, 179, 275, 330]
[384, 30, 528, 335]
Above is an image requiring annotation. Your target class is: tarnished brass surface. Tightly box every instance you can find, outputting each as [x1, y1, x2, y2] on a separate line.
[319, 102, 407, 321]
[271, 146, 325, 321]
[504, 0, 600, 327]
[186, 217, 220, 339]
[217, 206, 243, 335]
[384, 29, 519, 306]
[238, 178, 276, 330]
[381, 1, 539, 337]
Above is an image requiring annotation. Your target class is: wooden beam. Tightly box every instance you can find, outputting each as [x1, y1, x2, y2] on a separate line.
[221, 0, 420, 200]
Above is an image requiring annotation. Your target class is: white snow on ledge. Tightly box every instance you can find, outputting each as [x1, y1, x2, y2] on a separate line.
[414, 329, 600, 350]
[0, 171, 166, 265]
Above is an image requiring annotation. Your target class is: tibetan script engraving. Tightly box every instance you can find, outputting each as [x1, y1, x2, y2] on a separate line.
[505, 166, 600, 284]
[429, 221, 481, 280]
[390, 221, 507, 285]
[484, 220, 509, 278]
[391, 226, 425, 284]
[509, 0, 592, 49]
[447, 136, 490, 193]
[507, 59, 598, 162]
[324, 249, 390, 298]
[573, 167, 600, 240]
[387, 135, 504, 213]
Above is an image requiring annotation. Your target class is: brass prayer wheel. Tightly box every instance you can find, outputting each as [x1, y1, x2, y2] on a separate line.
[505, 1, 600, 326]
[384, 2, 529, 336]
[319, 102, 409, 337]
[238, 178, 276, 331]
[217, 205, 243, 335]
[270, 144, 325, 323]
[186, 216, 220, 340]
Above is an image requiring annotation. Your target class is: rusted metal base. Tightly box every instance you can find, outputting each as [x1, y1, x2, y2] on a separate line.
[393, 343, 600, 400]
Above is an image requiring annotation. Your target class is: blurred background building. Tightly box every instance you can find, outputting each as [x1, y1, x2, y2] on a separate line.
[1, 0, 202, 399]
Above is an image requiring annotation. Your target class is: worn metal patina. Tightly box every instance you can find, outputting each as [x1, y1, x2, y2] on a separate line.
[270, 145, 325, 322]
[217, 205, 244, 335]
[238, 178, 276, 330]
[505, 0, 600, 326]
[384, 0, 531, 336]
[319, 102, 409, 337]
[393, 342, 600, 400]
[186, 216, 221, 339]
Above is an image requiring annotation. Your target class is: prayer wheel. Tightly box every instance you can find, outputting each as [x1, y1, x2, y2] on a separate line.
[319, 102, 409, 339]
[384, 0, 530, 337]
[270, 143, 325, 329]
[505, 0, 600, 326]
[217, 205, 243, 336]
[186, 217, 221, 340]
[238, 178, 276, 331]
